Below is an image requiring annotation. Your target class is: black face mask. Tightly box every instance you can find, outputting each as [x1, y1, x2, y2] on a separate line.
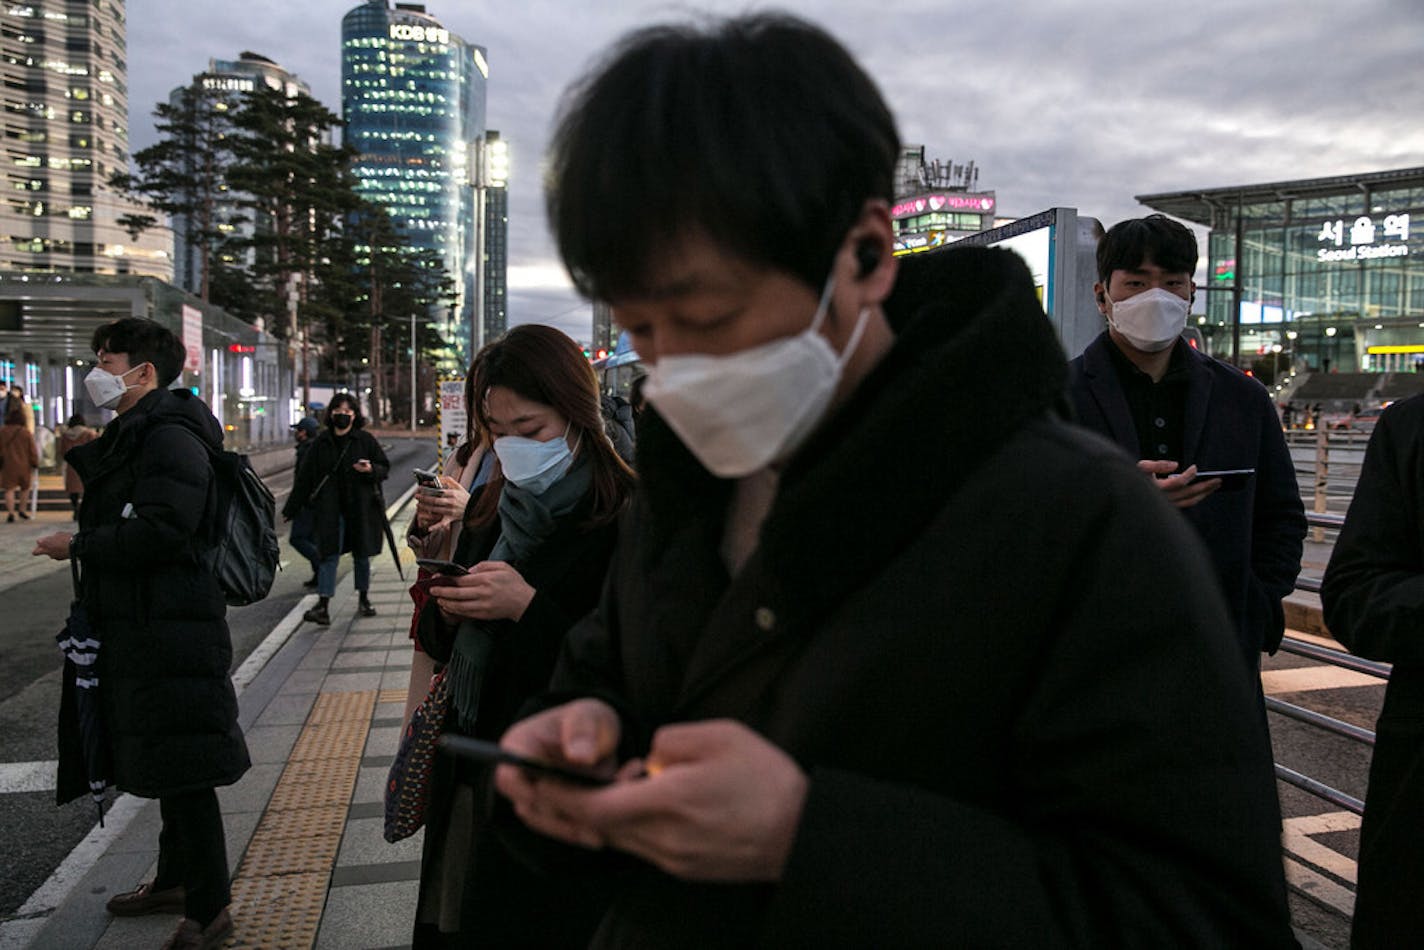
[330, 413, 354, 429]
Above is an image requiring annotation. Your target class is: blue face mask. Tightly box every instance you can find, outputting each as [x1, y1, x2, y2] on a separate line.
[493, 425, 577, 494]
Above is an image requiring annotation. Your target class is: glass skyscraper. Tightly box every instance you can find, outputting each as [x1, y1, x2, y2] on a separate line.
[341, 0, 487, 370]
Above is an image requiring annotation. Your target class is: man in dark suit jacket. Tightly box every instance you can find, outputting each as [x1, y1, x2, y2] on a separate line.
[1068, 215, 1306, 670]
[484, 14, 1297, 947]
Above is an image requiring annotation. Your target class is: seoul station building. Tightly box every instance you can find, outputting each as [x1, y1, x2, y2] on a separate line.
[1139, 166, 1424, 375]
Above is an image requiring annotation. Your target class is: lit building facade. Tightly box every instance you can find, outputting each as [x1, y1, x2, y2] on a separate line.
[891, 145, 997, 256]
[341, 0, 488, 370]
[168, 52, 316, 298]
[1140, 167, 1424, 374]
[0, 0, 171, 278]
[480, 129, 506, 344]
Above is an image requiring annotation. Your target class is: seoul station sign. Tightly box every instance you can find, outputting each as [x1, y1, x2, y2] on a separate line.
[892, 192, 995, 219]
[1317, 213, 1411, 263]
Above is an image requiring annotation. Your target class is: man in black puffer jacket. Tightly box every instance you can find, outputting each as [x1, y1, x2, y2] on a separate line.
[34, 317, 249, 950]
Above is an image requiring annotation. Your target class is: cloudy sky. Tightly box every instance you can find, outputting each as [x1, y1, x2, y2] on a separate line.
[125, 0, 1424, 343]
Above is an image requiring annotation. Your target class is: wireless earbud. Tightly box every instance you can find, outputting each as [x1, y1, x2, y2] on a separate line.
[854, 240, 880, 278]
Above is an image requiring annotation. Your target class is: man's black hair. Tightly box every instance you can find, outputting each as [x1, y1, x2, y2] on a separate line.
[1097, 214, 1198, 283]
[547, 13, 901, 300]
[90, 317, 185, 387]
[326, 392, 367, 429]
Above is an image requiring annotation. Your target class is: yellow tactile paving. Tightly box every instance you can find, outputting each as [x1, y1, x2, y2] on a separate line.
[225, 689, 378, 949]
[264, 761, 363, 812]
[288, 720, 374, 761]
[226, 872, 328, 950]
[377, 688, 407, 705]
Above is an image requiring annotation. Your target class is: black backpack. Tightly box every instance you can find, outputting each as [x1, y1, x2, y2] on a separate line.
[204, 447, 281, 606]
[163, 423, 281, 607]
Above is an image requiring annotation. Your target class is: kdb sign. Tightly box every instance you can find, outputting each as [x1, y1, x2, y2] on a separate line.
[1317, 213, 1411, 263]
[390, 24, 450, 45]
[892, 193, 995, 219]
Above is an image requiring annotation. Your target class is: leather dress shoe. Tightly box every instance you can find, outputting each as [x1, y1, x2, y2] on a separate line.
[303, 603, 331, 625]
[160, 907, 233, 950]
[105, 881, 186, 917]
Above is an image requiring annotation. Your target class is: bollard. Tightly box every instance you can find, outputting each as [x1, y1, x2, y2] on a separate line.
[1312, 428, 1329, 542]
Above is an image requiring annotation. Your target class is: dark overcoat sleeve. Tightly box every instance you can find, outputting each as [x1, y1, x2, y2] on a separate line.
[1323, 401, 1424, 661]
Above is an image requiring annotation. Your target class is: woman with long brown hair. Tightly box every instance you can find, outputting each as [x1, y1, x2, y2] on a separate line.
[408, 324, 634, 948]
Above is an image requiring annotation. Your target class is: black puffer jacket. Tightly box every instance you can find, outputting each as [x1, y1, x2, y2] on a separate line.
[60, 388, 249, 801]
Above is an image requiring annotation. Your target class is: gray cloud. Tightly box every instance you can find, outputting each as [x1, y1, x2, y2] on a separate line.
[125, 0, 1424, 344]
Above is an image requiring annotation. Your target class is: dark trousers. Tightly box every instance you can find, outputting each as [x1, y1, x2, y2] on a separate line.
[289, 509, 321, 574]
[154, 788, 230, 926]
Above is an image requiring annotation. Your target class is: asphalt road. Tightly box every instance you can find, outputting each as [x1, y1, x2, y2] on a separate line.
[0, 435, 433, 918]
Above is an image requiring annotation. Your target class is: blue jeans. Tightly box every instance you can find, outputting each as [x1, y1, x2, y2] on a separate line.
[289, 509, 321, 574]
[317, 515, 370, 598]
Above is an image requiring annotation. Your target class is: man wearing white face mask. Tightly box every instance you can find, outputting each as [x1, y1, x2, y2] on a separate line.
[489, 15, 1296, 948]
[1068, 214, 1305, 672]
[31, 317, 248, 949]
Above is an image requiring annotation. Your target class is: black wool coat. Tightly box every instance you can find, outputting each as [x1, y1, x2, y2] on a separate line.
[509, 246, 1296, 948]
[283, 426, 390, 558]
[1322, 392, 1424, 948]
[60, 388, 249, 801]
[1067, 333, 1306, 665]
[413, 484, 620, 948]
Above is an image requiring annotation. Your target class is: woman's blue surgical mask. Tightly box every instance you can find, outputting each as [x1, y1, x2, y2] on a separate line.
[493, 424, 577, 494]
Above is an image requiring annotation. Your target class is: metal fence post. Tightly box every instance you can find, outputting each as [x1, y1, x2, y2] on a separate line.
[1313, 428, 1330, 542]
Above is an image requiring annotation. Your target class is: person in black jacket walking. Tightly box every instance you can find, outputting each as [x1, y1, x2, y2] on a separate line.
[33, 317, 249, 950]
[283, 392, 389, 625]
[1322, 392, 1424, 947]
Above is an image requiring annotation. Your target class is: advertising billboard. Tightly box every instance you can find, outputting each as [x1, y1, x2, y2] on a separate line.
[952, 208, 1105, 359]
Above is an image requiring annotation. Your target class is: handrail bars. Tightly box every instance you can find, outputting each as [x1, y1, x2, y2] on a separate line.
[1274, 764, 1365, 816]
[1264, 696, 1375, 746]
[1276, 639, 1391, 680]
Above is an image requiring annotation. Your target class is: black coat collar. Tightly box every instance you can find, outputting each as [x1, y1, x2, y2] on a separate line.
[633, 246, 1070, 700]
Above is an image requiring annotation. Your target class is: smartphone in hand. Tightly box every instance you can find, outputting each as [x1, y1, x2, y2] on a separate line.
[437, 735, 613, 786]
[1191, 468, 1255, 492]
[416, 558, 468, 576]
[412, 466, 442, 487]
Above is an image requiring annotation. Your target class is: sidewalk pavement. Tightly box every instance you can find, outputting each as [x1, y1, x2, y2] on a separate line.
[0, 503, 78, 595]
[9, 507, 426, 950]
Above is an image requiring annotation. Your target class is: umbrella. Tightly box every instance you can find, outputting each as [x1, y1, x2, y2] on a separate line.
[375, 485, 405, 581]
[55, 559, 110, 825]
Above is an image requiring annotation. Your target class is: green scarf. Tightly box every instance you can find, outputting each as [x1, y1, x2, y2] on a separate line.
[446, 454, 592, 733]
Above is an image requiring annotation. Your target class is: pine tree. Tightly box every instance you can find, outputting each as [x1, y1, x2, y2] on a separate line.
[109, 84, 240, 302]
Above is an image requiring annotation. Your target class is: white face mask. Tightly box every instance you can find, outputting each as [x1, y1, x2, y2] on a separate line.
[493, 424, 577, 495]
[84, 363, 147, 411]
[643, 273, 870, 478]
[1105, 287, 1189, 353]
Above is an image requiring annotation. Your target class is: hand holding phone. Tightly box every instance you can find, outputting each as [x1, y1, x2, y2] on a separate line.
[413, 466, 442, 487]
[438, 734, 613, 786]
